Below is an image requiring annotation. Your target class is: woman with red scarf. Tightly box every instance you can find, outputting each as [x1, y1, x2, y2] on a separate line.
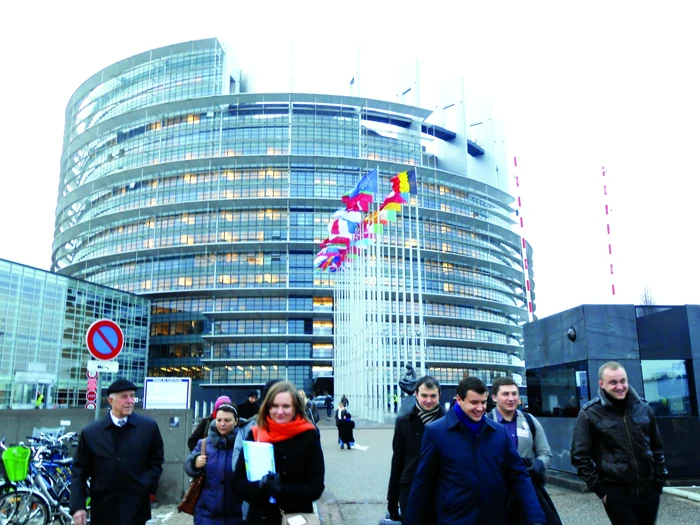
[233, 381, 325, 524]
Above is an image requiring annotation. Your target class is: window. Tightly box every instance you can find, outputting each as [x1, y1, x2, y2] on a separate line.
[526, 361, 589, 417]
[641, 360, 695, 417]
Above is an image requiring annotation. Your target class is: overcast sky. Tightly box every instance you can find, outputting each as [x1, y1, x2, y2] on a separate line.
[0, 1, 697, 318]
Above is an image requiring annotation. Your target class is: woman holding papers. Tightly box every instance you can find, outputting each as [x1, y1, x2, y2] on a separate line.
[185, 404, 244, 525]
[233, 381, 325, 524]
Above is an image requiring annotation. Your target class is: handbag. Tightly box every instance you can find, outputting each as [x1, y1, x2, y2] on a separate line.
[280, 510, 321, 525]
[178, 422, 209, 514]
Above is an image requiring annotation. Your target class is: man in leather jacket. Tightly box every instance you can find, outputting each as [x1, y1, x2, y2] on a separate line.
[571, 361, 666, 525]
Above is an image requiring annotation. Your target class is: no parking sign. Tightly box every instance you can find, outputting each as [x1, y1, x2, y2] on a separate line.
[86, 320, 124, 360]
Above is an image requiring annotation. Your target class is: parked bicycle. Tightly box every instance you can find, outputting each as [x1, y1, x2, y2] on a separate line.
[0, 432, 89, 525]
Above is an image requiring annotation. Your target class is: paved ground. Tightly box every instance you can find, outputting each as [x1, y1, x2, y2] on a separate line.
[148, 415, 700, 524]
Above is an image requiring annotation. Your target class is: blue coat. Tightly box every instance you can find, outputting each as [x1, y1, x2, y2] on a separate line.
[405, 409, 546, 525]
[185, 424, 244, 525]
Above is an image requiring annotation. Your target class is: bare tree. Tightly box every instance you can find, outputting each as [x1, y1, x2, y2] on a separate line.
[640, 285, 656, 306]
[639, 285, 658, 316]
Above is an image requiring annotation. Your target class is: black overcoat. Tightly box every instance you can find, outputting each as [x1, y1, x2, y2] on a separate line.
[233, 428, 325, 525]
[387, 406, 444, 502]
[70, 412, 164, 525]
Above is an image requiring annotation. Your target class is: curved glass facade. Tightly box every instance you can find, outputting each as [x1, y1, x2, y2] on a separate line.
[54, 38, 534, 400]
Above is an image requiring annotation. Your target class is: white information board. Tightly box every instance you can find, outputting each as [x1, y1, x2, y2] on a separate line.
[144, 377, 191, 409]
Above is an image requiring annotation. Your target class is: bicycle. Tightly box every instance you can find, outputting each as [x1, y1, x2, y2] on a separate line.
[0, 435, 89, 525]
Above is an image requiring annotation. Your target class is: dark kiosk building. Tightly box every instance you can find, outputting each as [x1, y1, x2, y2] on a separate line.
[524, 304, 700, 482]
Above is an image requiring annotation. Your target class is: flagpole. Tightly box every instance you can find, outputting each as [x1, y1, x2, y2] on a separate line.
[413, 169, 427, 376]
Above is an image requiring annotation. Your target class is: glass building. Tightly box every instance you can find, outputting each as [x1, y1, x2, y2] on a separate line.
[53, 38, 533, 402]
[0, 259, 150, 409]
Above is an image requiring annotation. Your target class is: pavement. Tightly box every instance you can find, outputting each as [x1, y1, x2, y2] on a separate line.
[147, 415, 700, 524]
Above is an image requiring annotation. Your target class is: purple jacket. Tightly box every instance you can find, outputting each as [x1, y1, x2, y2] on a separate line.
[185, 424, 244, 525]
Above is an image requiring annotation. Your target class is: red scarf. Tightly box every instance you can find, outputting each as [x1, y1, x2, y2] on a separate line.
[253, 415, 316, 444]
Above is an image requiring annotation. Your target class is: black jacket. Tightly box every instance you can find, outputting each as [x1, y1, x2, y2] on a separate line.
[188, 416, 214, 452]
[571, 386, 666, 497]
[233, 428, 325, 525]
[237, 399, 260, 420]
[387, 405, 445, 502]
[70, 412, 164, 525]
[337, 419, 355, 443]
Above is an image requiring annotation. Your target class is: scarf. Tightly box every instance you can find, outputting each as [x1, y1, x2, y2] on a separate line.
[453, 404, 484, 435]
[415, 403, 441, 426]
[253, 415, 316, 444]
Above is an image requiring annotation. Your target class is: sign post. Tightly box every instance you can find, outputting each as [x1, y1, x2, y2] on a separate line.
[86, 320, 125, 420]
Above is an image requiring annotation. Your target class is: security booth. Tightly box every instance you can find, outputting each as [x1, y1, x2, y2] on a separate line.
[523, 304, 700, 483]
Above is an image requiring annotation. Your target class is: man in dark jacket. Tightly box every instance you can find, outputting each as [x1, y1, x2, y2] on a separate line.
[571, 361, 666, 525]
[387, 375, 444, 522]
[71, 379, 164, 525]
[405, 377, 545, 525]
[237, 390, 260, 420]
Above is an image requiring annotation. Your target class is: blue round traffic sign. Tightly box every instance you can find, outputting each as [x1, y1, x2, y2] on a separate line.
[86, 319, 124, 361]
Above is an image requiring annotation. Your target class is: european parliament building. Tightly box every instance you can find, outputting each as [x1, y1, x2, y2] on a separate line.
[52, 38, 533, 403]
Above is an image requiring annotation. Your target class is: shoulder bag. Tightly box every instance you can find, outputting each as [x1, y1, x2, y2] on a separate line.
[178, 422, 209, 514]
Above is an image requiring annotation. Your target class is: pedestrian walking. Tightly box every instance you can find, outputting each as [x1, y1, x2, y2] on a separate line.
[324, 395, 333, 417]
[237, 390, 260, 420]
[571, 361, 666, 525]
[185, 403, 244, 524]
[341, 394, 349, 408]
[299, 389, 319, 425]
[70, 379, 164, 525]
[405, 377, 546, 525]
[337, 413, 355, 449]
[233, 381, 324, 525]
[387, 376, 445, 523]
[187, 395, 232, 451]
[488, 376, 560, 525]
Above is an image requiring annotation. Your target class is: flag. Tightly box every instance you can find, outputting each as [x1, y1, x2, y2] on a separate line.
[344, 168, 378, 198]
[390, 169, 418, 196]
[406, 169, 417, 195]
[380, 191, 407, 212]
[333, 209, 362, 224]
[342, 193, 373, 212]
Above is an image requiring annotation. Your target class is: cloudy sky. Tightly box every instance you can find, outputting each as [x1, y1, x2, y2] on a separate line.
[0, 1, 697, 318]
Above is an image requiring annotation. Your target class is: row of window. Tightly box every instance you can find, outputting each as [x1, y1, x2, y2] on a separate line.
[71, 47, 223, 138]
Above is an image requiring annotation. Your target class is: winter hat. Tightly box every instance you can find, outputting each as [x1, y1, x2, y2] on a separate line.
[106, 379, 137, 395]
[213, 395, 232, 414]
[248, 390, 259, 398]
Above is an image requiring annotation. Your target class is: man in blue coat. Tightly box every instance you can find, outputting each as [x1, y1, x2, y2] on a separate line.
[405, 377, 546, 525]
[71, 379, 164, 525]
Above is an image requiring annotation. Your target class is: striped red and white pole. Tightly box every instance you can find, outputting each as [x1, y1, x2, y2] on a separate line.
[513, 156, 534, 321]
[602, 166, 616, 296]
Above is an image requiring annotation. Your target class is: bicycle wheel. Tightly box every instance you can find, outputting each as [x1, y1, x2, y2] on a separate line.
[0, 490, 50, 525]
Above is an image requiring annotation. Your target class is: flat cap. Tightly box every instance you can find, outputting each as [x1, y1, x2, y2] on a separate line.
[107, 378, 137, 395]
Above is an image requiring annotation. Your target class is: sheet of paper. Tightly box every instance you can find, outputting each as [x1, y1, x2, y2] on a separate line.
[242, 441, 276, 481]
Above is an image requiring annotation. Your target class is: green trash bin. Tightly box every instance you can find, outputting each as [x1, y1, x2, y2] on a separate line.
[1, 446, 31, 482]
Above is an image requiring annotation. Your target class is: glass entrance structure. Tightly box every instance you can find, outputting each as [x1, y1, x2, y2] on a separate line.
[0, 259, 149, 409]
[53, 38, 534, 402]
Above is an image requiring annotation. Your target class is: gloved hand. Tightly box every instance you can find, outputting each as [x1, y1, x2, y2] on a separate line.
[387, 499, 400, 521]
[531, 458, 546, 485]
[259, 471, 282, 497]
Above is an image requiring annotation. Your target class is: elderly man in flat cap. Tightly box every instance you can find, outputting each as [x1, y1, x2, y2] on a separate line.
[70, 378, 164, 525]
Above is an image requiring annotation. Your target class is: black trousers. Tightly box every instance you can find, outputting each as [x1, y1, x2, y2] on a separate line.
[603, 484, 661, 525]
